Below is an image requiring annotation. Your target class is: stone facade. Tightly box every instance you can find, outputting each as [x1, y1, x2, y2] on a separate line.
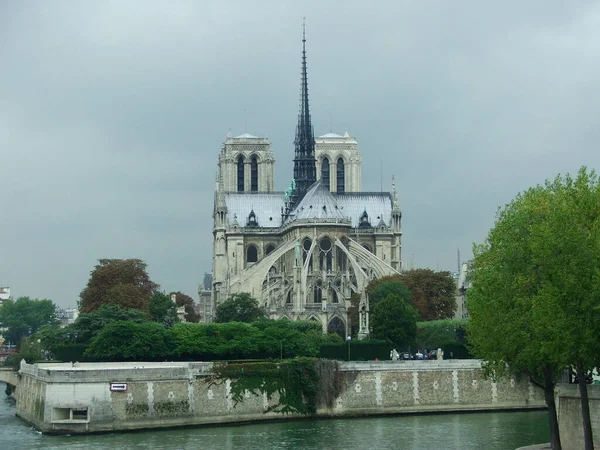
[212, 131, 402, 337]
[13, 360, 545, 434]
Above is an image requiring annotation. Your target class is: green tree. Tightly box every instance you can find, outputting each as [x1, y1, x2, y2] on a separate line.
[370, 294, 418, 349]
[0, 297, 59, 346]
[71, 304, 148, 344]
[79, 259, 159, 313]
[399, 269, 457, 321]
[214, 293, 265, 323]
[468, 167, 600, 450]
[149, 291, 179, 326]
[85, 321, 171, 361]
[170, 291, 200, 323]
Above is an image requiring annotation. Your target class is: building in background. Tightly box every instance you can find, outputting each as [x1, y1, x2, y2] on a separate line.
[56, 308, 79, 327]
[0, 287, 10, 306]
[198, 272, 213, 323]
[210, 28, 402, 338]
[455, 261, 472, 319]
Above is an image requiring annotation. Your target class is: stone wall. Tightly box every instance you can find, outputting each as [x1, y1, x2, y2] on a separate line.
[15, 360, 546, 434]
[556, 383, 600, 450]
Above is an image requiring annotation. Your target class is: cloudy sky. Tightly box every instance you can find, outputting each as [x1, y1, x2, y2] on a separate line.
[2, 1, 599, 308]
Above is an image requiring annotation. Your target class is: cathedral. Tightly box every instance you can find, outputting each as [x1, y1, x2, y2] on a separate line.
[209, 28, 402, 338]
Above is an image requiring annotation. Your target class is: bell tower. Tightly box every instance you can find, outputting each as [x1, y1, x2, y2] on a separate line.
[217, 131, 275, 193]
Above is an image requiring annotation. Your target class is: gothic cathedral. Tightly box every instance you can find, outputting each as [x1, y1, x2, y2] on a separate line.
[209, 28, 402, 338]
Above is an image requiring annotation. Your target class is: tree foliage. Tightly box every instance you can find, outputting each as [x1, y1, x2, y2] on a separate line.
[214, 293, 266, 323]
[370, 294, 418, 348]
[399, 269, 457, 320]
[85, 321, 172, 361]
[366, 271, 456, 321]
[149, 291, 179, 326]
[170, 291, 200, 323]
[79, 259, 159, 313]
[468, 167, 600, 450]
[0, 297, 59, 346]
[416, 318, 468, 349]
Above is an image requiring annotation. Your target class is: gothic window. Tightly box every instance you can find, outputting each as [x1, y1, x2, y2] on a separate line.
[327, 316, 346, 339]
[266, 244, 276, 255]
[321, 157, 330, 190]
[336, 158, 345, 194]
[319, 238, 333, 272]
[286, 290, 292, 304]
[362, 244, 372, 253]
[250, 156, 258, 192]
[246, 245, 258, 263]
[314, 279, 323, 303]
[302, 238, 312, 263]
[237, 155, 245, 192]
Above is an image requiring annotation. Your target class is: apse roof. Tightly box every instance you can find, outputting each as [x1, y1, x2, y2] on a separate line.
[234, 133, 259, 139]
[224, 188, 393, 229]
[318, 132, 343, 138]
[292, 181, 347, 221]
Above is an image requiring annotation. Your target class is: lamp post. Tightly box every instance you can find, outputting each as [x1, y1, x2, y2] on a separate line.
[346, 336, 351, 362]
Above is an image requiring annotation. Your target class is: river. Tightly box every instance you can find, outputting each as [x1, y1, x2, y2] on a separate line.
[0, 384, 549, 449]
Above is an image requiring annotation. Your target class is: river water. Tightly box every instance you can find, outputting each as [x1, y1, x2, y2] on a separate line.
[0, 385, 549, 450]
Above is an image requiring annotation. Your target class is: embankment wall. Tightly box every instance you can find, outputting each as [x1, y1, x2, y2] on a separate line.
[14, 359, 545, 434]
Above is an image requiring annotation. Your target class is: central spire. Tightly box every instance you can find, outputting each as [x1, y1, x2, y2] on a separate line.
[292, 18, 317, 205]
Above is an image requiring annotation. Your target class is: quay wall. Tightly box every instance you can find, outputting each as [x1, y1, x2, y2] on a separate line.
[14, 359, 546, 434]
[556, 383, 600, 450]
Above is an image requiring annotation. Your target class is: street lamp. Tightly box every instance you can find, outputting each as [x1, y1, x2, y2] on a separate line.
[346, 336, 351, 362]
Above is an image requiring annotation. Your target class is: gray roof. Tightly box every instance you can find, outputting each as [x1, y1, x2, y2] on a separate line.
[224, 186, 393, 230]
[336, 192, 393, 227]
[292, 181, 347, 222]
[225, 192, 285, 228]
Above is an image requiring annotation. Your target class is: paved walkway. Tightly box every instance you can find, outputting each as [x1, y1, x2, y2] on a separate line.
[516, 444, 551, 450]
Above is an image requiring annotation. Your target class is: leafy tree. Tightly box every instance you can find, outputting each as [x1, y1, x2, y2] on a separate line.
[170, 291, 200, 323]
[416, 318, 468, 349]
[69, 304, 148, 344]
[4, 336, 43, 370]
[214, 293, 265, 323]
[370, 294, 418, 348]
[85, 321, 172, 361]
[79, 259, 159, 313]
[149, 291, 179, 326]
[399, 269, 457, 320]
[0, 297, 59, 346]
[367, 278, 412, 309]
[365, 271, 456, 321]
[468, 167, 600, 450]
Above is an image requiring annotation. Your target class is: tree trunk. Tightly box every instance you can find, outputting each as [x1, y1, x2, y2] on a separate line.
[576, 359, 594, 450]
[543, 366, 562, 450]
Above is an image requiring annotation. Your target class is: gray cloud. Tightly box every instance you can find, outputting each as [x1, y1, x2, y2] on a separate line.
[2, 1, 600, 306]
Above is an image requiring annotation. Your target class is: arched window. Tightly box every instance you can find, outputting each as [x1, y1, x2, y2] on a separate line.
[336, 158, 345, 194]
[321, 157, 330, 190]
[266, 244, 276, 255]
[319, 238, 333, 272]
[250, 156, 258, 192]
[237, 155, 245, 192]
[313, 280, 323, 303]
[246, 245, 258, 263]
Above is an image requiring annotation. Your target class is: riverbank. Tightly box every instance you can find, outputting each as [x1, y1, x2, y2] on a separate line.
[10, 359, 546, 435]
[0, 393, 550, 450]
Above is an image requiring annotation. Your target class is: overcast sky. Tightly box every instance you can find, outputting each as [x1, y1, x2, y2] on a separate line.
[2, 1, 599, 308]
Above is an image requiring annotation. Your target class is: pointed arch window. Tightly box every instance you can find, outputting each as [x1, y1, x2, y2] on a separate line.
[250, 156, 258, 192]
[321, 157, 330, 190]
[336, 158, 345, 194]
[237, 155, 245, 192]
[246, 245, 258, 263]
